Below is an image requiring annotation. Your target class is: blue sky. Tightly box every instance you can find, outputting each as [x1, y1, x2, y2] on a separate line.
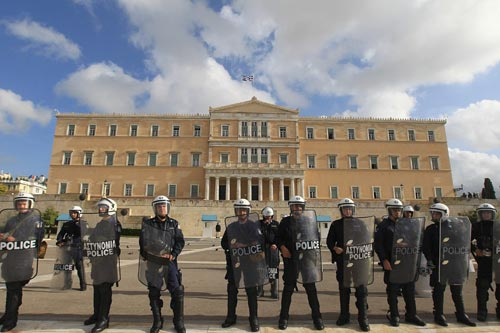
[1, 0, 500, 193]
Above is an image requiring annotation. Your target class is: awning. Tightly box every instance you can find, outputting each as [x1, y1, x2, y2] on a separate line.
[316, 215, 331, 223]
[201, 214, 218, 222]
[56, 213, 71, 222]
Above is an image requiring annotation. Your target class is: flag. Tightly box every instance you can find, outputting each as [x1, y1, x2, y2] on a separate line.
[242, 75, 254, 82]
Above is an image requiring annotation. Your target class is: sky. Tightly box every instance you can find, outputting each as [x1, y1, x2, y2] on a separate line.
[1, 0, 500, 194]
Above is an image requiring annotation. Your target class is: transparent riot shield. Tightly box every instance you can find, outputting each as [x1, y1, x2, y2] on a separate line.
[82, 214, 120, 285]
[0, 208, 43, 283]
[439, 217, 471, 285]
[225, 212, 267, 289]
[292, 210, 323, 284]
[264, 232, 280, 300]
[343, 216, 375, 288]
[390, 217, 425, 284]
[493, 220, 500, 283]
[138, 219, 173, 291]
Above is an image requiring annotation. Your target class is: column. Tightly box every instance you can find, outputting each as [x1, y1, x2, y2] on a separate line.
[236, 177, 241, 199]
[204, 176, 210, 200]
[247, 177, 252, 200]
[279, 178, 285, 201]
[226, 177, 231, 201]
[215, 177, 219, 201]
[268, 178, 274, 201]
[290, 177, 296, 197]
[300, 178, 305, 197]
[258, 177, 263, 201]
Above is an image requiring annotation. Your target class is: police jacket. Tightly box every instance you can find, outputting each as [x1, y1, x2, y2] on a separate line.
[139, 216, 184, 260]
[56, 219, 83, 247]
[259, 219, 279, 247]
[277, 215, 297, 256]
[326, 218, 344, 264]
[374, 217, 396, 263]
[422, 222, 439, 266]
[471, 220, 493, 253]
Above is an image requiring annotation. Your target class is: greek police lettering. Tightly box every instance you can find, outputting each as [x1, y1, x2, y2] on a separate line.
[346, 243, 373, 261]
[83, 240, 116, 257]
[394, 247, 419, 256]
[496, 246, 500, 255]
[267, 267, 278, 280]
[54, 264, 75, 271]
[295, 240, 320, 251]
[442, 246, 469, 255]
[0, 240, 37, 251]
[231, 244, 262, 256]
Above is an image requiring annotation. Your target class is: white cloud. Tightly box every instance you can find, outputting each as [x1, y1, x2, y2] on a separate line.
[0, 89, 52, 133]
[4, 19, 81, 61]
[449, 148, 500, 193]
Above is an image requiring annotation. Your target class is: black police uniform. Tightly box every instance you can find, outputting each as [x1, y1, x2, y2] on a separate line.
[139, 215, 185, 333]
[221, 219, 262, 332]
[327, 218, 370, 331]
[257, 218, 280, 298]
[277, 215, 323, 330]
[422, 220, 475, 326]
[374, 217, 425, 327]
[471, 219, 500, 321]
[56, 218, 86, 290]
[0, 210, 44, 332]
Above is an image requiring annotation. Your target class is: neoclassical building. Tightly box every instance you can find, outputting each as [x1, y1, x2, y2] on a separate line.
[47, 97, 454, 202]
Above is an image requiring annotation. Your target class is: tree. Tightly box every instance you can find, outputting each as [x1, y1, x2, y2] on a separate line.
[42, 207, 59, 227]
[0, 183, 7, 194]
[482, 178, 496, 199]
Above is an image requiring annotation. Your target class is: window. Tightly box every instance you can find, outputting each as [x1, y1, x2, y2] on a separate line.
[170, 153, 178, 167]
[279, 154, 288, 164]
[241, 148, 248, 163]
[67, 124, 75, 136]
[261, 148, 268, 163]
[309, 186, 317, 199]
[103, 183, 111, 196]
[394, 187, 403, 199]
[194, 125, 201, 137]
[328, 155, 337, 169]
[330, 186, 338, 199]
[388, 129, 395, 141]
[261, 122, 268, 137]
[279, 126, 287, 138]
[327, 128, 334, 140]
[109, 124, 117, 136]
[251, 148, 258, 163]
[168, 184, 177, 198]
[84, 151, 93, 166]
[220, 153, 229, 163]
[414, 187, 422, 199]
[190, 184, 199, 198]
[127, 152, 136, 166]
[352, 186, 359, 199]
[372, 186, 381, 199]
[151, 125, 159, 137]
[105, 152, 114, 166]
[370, 155, 378, 169]
[58, 183, 67, 194]
[368, 128, 375, 140]
[222, 125, 229, 137]
[148, 152, 157, 166]
[428, 130, 435, 141]
[81, 183, 89, 195]
[192, 153, 200, 167]
[306, 127, 314, 139]
[124, 184, 133, 196]
[88, 124, 96, 136]
[410, 156, 419, 170]
[348, 128, 355, 140]
[173, 125, 180, 137]
[251, 121, 258, 137]
[130, 124, 138, 136]
[390, 156, 399, 170]
[408, 129, 415, 141]
[435, 187, 443, 198]
[146, 184, 155, 196]
[307, 155, 316, 168]
[63, 152, 72, 165]
[349, 155, 357, 169]
[430, 156, 439, 170]
[241, 122, 248, 137]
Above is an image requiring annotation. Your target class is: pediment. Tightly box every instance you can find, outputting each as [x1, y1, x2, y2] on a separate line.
[209, 97, 299, 117]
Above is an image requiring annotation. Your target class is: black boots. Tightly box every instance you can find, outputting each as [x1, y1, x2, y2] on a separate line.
[171, 286, 186, 333]
[433, 285, 448, 326]
[336, 288, 350, 326]
[476, 281, 489, 321]
[403, 289, 426, 326]
[355, 287, 370, 332]
[247, 287, 259, 332]
[278, 286, 293, 330]
[149, 299, 164, 333]
[305, 284, 323, 330]
[1, 289, 21, 332]
[221, 284, 238, 328]
[387, 292, 400, 327]
[451, 285, 476, 327]
[91, 283, 112, 333]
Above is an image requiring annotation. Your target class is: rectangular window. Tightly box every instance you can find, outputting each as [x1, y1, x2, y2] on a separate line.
[105, 152, 114, 166]
[109, 124, 117, 136]
[408, 129, 415, 141]
[103, 183, 111, 197]
[190, 184, 199, 198]
[168, 184, 177, 198]
[261, 122, 268, 137]
[130, 124, 138, 136]
[327, 128, 334, 140]
[63, 151, 72, 165]
[307, 155, 316, 168]
[279, 126, 287, 138]
[192, 153, 200, 167]
[279, 154, 288, 164]
[170, 153, 178, 167]
[373, 186, 381, 199]
[435, 187, 443, 198]
[241, 148, 248, 163]
[349, 155, 357, 169]
[88, 124, 96, 136]
[241, 122, 248, 137]
[348, 128, 355, 140]
[81, 183, 89, 195]
[394, 187, 403, 199]
[414, 187, 422, 199]
[148, 152, 157, 166]
[173, 125, 180, 137]
[330, 186, 338, 199]
[306, 127, 314, 139]
[220, 153, 229, 163]
[352, 186, 360, 199]
[67, 124, 75, 136]
[194, 125, 201, 137]
[261, 148, 268, 163]
[410, 156, 419, 170]
[390, 156, 399, 170]
[59, 183, 67, 194]
[84, 151, 93, 166]
[388, 129, 395, 141]
[328, 155, 337, 169]
[309, 186, 317, 199]
[222, 125, 229, 137]
[431, 156, 439, 170]
[146, 184, 155, 196]
[151, 125, 159, 137]
[127, 152, 136, 166]
[368, 128, 375, 140]
[370, 155, 378, 169]
[428, 130, 435, 141]
[251, 148, 258, 163]
[251, 121, 258, 137]
[124, 184, 133, 196]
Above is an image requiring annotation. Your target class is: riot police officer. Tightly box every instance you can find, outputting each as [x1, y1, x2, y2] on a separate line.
[375, 198, 426, 327]
[422, 203, 476, 327]
[277, 195, 324, 330]
[83, 197, 122, 333]
[402, 205, 414, 219]
[139, 196, 186, 333]
[257, 206, 280, 299]
[56, 205, 86, 291]
[471, 203, 500, 321]
[221, 199, 262, 332]
[327, 198, 370, 331]
[0, 193, 44, 332]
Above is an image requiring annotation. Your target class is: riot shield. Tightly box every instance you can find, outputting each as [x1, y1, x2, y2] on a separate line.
[439, 217, 471, 285]
[390, 217, 425, 284]
[82, 214, 120, 285]
[265, 237, 280, 300]
[225, 213, 267, 289]
[138, 219, 173, 291]
[493, 220, 500, 283]
[0, 208, 43, 283]
[292, 210, 322, 284]
[343, 216, 375, 288]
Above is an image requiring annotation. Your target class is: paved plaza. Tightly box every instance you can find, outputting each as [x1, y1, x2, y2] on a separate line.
[1, 236, 500, 332]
